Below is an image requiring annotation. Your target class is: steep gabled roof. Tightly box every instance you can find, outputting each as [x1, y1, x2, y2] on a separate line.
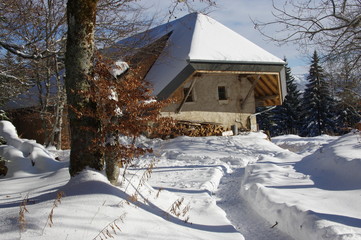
[113, 12, 286, 102]
[4, 13, 287, 111]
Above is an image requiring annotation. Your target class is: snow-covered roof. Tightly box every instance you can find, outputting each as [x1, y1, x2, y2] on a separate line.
[3, 13, 286, 111]
[2, 61, 130, 110]
[114, 12, 285, 97]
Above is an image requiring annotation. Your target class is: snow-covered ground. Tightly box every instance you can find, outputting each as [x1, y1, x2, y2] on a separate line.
[1, 120, 360, 240]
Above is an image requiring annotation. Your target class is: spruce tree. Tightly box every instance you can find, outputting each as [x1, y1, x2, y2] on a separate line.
[256, 106, 276, 136]
[271, 59, 302, 136]
[334, 102, 360, 134]
[301, 51, 336, 136]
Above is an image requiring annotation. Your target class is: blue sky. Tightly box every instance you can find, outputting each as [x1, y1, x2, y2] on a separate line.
[138, 0, 310, 78]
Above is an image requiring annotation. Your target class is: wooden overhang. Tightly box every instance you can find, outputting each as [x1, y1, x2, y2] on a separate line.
[156, 61, 286, 107]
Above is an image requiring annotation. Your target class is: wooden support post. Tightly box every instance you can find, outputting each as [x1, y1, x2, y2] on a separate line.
[240, 75, 261, 110]
[176, 77, 198, 114]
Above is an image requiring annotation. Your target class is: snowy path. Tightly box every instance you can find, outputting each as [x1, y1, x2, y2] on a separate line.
[217, 168, 293, 240]
[144, 135, 295, 240]
[2, 123, 359, 240]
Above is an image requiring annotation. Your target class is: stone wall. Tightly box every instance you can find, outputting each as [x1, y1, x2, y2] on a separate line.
[162, 73, 257, 130]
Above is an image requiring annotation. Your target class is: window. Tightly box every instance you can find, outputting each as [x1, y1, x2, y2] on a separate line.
[183, 87, 194, 102]
[218, 86, 227, 100]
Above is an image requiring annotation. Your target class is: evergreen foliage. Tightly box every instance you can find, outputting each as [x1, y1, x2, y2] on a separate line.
[270, 59, 302, 136]
[258, 52, 359, 137]
[334, 102, 361, 134]
[256, 106, 276, 135]
[300, 51, 337, 136]
[257, 60, 302, 137]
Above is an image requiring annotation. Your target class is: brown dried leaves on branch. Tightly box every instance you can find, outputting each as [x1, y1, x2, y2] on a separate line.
[72, 53, 175, 167]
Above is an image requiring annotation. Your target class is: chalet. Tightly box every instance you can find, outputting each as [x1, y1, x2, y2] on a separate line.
[3, 13, 286, 145]
[108, 12, 287, 132]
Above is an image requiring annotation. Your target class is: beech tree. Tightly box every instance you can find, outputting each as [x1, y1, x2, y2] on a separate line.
[65, 0, 216, 179]
[0, 0, 148, 149]
[80, 55, 174, 183]
[65, 0, 102, 176]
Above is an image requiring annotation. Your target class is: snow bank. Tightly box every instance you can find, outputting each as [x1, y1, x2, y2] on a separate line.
[295, 133, 361, 190]
[61, 169, 128, 197]
[272, 134, 338, 155]
[200, 166, 224, 195]
[242, 133, 361, 240]
[0, 120, 63, 176]
[1, 127, 360, 240]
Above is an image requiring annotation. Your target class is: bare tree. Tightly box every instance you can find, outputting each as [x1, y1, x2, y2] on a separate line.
[0, 0, 67, 60]
[0, 0, 217, 177]
[324, 57, 361, 120]
[0, 52, 31, 106]
[0, 0, 67, 146]
[0, 0, 150, 149]
[166, 0, 216, 21]
[253, 0, 361, 70]
[95, 0, 151, 48]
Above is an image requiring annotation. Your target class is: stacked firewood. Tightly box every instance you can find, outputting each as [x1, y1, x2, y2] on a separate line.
[173, 121, 225, 137]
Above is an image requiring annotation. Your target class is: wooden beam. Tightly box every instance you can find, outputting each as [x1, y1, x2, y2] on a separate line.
[261, 75, 278, 94]
[255, 79, 272, 95]
[196, 70, 281, 75]
[240, 75, 261, 110]
[257, 94, 279, 101]
[175, 77, 198, 114]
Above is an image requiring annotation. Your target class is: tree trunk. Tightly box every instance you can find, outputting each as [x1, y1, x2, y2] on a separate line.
[51, 55, 65, 150]
[105, 148, 120, 185]
[65, 0, 103, 176]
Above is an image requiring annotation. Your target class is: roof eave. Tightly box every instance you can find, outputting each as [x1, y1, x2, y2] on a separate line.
[188, 59, 286, 66]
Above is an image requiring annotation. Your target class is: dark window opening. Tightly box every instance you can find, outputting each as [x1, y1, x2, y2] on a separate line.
[218, 86, 227, 100]
[183, 88, 194, 102]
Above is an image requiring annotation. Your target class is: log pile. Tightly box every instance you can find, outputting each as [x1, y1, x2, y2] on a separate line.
[173, 121, 226, 137]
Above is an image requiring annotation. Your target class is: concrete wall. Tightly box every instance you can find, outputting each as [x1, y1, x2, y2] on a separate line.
[162, 73, 257, 130]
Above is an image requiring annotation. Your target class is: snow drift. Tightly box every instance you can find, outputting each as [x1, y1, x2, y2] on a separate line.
[241, 133, 361, 240]
[0, 120, 64, 177]
[1, 121, 360, 240]
[295, 132, 361, 190]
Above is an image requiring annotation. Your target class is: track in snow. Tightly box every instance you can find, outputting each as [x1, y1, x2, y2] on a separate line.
[216, 168, 294, 240]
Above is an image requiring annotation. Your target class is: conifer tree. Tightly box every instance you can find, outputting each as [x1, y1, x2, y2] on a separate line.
[301, 51, 336, 136]
[256, 106, 276, 136]
[270, 59, 302, 136]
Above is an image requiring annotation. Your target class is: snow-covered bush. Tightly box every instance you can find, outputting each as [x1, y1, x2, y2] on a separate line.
[0, 120, 62, 177]
[0, 110, 10, 121]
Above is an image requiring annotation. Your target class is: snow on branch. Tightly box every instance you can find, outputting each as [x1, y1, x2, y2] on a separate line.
[0, 41, 60, 60]
[0, 71, 23, 84]
[109, 60, 129, 79]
